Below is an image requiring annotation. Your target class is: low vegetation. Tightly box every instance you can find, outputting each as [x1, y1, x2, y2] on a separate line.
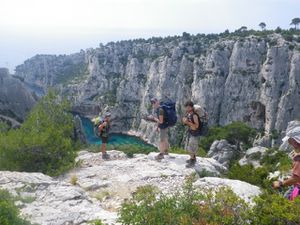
[89, 143, 157, 158]
[0, 189, 31, 225]
[89, 220, 107, 225]
[170, 146, 207, 157]
[70, 174, 78, 185]
[0, 90, 79, 176]
[200, 121, 257, 152]
[228, 148, 291, 188]
[118, 175, 300, 225]
[228, 163, 270, 188]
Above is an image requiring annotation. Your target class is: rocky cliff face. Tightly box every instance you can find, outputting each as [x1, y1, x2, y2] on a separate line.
[0, 68, 36, 123]
[15, 33, 300, 146]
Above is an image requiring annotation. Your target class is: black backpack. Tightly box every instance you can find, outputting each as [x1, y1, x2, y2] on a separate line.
[157, 101, 177, 129]
[190, 105, 209, 136]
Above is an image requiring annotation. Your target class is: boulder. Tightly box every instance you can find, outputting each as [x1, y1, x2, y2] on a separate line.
[207, 140, 237, 168]
[194, 177, 261, 203]
[239, 146, 268, 168]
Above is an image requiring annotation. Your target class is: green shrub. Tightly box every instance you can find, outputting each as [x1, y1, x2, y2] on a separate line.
[0, 90, 78, 176]
[169, 146, 187, 154]
[228, 147, 292, 188]
[228, 163, 270, 188]
[118, 176, 251, 225]
[283, 34, 294, 42]
[88, 141, 157, 157]
[0, 189, 31, 225]
[170, 146, 207, 157]
[200, 121, 256, 151]
[0, 121, 10, 132]
[89, 219, 107, 225]
[119, 174, 300, 225]
[251, 192, 300, 225]
[197, 187, 250, 225]
[260, 148, 291, 173]
[270, 129, 279, 139]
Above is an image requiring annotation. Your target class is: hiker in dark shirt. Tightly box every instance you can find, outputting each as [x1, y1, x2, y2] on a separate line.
[99, 113, 111, 160]
[148, 98, 170, 160]
[182, 101, 201, 168]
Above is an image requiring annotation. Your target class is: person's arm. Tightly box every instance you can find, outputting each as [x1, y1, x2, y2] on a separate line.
[273, 159, 300, 188]
[284, 176, 300, 186]
[157, 115, 163, 124]
[154, 109, 164, 124]
[273, 176, 300, 188]
[183, 114, 199, 130]
[98, 122, 106, 132]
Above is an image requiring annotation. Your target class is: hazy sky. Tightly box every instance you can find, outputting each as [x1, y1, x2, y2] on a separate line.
[0, 0, 299, 72]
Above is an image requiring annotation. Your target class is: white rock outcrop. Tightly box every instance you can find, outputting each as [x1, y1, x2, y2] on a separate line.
[239, 146, 268, 168]
[194, 177, 261, 203]
[0, 150, 263, 225]
[207, 140, 237, 168]
[0, 171, 117, 225]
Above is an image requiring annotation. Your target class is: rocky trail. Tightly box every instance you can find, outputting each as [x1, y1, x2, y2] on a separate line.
[0, 150, 261, 225]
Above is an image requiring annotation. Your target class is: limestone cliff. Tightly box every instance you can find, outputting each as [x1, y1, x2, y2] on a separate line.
[15, 33, 300, 146]
[0, 68, 36, 123]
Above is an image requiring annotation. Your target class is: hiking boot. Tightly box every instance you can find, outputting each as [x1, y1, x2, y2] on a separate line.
[186, 158, 197, 163]
[163, 151, 169, 156]
[186, 158, 196, 168]
[102, 153, 110, 160]
[155, 153, 164, 161]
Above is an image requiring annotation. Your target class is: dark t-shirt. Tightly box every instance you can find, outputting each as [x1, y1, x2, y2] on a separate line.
[187, 112, 201, 136]
[156, 107, 166, 129]
[159, 108, 164, 116]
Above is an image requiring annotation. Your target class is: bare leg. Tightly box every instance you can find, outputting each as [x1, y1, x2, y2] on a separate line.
[101, 143, 106, 154]
[190, 153, 196, 159]
[165, 139, 169, 153]
[159, 141, 166, 153]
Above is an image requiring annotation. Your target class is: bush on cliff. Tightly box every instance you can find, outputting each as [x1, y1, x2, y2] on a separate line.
[0, 90, 78, 176]
[228, 163, 270, 188]
[0, 189, 31, 225]
[118, 175, 300, 225]
[228, 148, 291, 188]
[251, 193, 300, 225]
[118, 176, 251, 225]
[200, 121, 257, 151]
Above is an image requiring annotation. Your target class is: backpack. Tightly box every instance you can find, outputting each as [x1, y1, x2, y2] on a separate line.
[193, 104, 209, 136]
[289, 186, 300, 201]
[157, 101, 177, 129]
[92, 116, 103, 137]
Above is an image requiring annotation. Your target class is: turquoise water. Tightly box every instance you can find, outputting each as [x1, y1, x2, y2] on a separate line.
[80, 115, 153, 147]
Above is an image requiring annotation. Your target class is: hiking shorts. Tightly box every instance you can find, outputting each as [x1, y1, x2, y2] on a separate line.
[160, 128, 168, 142]
[101, 136, 109, 144]
[186, 135, 200, 154]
